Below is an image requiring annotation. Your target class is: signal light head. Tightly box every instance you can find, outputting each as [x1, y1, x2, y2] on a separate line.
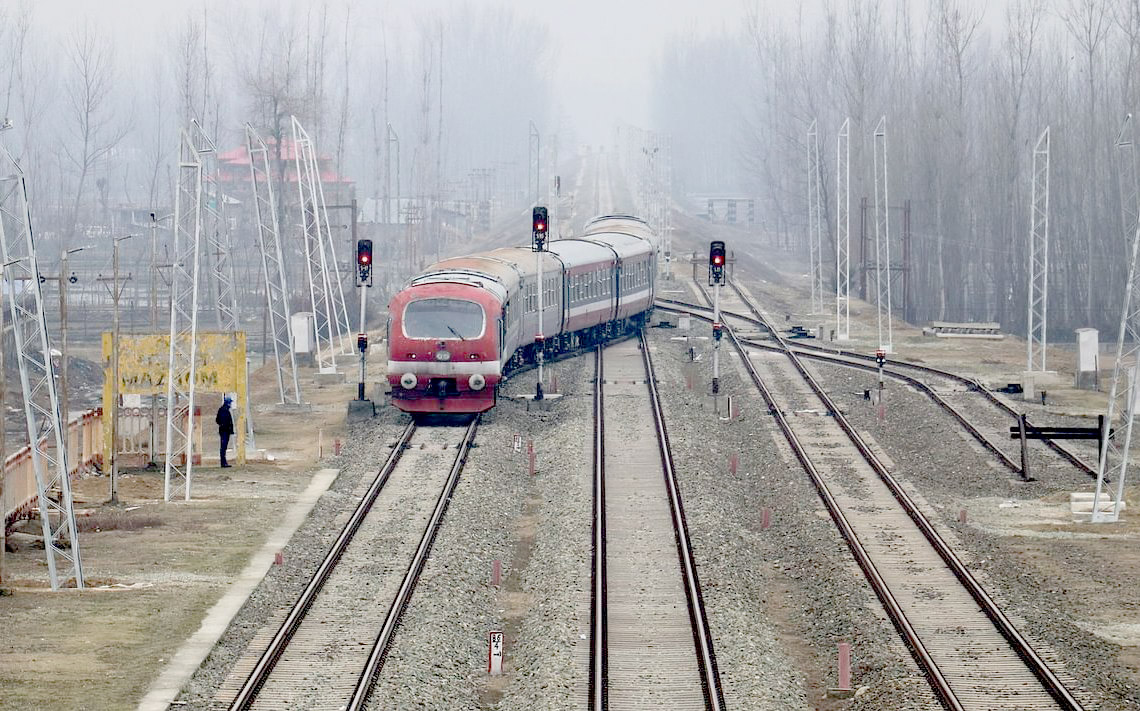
[532, 206, 549, 235]
[356, 239, 374, 266]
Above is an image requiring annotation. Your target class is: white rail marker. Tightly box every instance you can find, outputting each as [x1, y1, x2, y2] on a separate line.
[488, 630, 504, 675]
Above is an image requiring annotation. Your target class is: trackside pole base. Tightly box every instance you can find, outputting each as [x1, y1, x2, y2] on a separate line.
[512, 392, 563, 411]
[347, 399, 375, 421]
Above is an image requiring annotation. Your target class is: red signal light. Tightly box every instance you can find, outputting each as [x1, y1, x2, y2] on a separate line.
[532, 206, 549, 236]
[356, 239, 374, 266]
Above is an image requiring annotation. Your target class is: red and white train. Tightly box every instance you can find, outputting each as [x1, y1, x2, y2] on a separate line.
[386, 215, 659, 413]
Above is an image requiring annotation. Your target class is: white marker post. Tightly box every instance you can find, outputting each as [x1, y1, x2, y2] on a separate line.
[488, 630, 504, 675]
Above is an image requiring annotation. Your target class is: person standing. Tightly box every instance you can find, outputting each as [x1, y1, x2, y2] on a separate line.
[215, 396, 234, 468]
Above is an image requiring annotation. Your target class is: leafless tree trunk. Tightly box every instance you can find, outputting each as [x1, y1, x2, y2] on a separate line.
[62, 23, 126, 250]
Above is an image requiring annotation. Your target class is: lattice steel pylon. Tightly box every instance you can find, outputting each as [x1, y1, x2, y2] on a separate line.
[164, 130, 204, 502]
[1093, 115, 1140, 523]
[310, 139, 354, 357]
[836, 117, 851, 340]
[1027, 127, 1051, 373]
[0, 141, 84, 589]
[193, 121, 256, 451]
[291, 116, 339, 373]
[873, 116, 893, 352]
[807, 119, 825, 314]
[246, 124, 302, 405]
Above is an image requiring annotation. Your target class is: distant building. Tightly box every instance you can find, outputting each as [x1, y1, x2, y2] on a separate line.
[216, 137, 356, 233]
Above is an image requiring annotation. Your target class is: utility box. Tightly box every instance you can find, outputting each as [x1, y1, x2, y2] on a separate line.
[1076, 328, 1099, 390]
[291, 312, 316, 368]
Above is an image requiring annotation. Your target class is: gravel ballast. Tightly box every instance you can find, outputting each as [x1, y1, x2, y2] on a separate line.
[808, 357, 1138, 709]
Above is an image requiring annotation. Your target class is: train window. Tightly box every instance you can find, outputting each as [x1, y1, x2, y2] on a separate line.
[403, 298, 485, 339]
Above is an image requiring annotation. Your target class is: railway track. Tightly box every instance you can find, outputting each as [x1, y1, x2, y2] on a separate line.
[681, 283, 1084, 710]
[223, 418, 479, 710]
[589, 334, 724, 710]
[657, 291, 1097, 479]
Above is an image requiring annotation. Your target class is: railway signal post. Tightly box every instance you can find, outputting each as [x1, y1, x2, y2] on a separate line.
[533, 207, 548, 400]
[710, 241, 726, 396]
[875, 349, 886, 421]
[349, 239, 375, 419]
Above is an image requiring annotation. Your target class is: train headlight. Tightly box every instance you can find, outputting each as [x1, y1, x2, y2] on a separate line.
[400, 372, 418, 390]
[435, 350, 451, 362]
[468, 373, 486, 391]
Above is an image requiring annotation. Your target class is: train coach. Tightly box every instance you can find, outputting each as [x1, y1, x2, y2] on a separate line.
[386, 215, 659, 413]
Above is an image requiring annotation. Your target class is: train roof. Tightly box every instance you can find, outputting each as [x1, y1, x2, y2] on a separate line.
[577, 231, 653, 259]
[545, 238, 615, 267]
[583, 215, 656, 241]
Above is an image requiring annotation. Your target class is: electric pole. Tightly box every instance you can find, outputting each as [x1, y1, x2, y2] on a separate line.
[99, 236, 133, 503]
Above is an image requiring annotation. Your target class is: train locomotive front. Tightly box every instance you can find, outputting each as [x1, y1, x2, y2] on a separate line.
[386, 277, 505, 413]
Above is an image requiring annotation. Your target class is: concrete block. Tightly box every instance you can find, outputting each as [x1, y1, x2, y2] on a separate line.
[314, 370, 346, 385]
[1070, 492, 1126, 511]
[347, 399, 375, 421]
[1075, 371, 1098, 390]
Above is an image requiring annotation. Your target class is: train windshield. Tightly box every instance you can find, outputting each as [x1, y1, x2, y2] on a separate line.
[403, 298, 485, 340]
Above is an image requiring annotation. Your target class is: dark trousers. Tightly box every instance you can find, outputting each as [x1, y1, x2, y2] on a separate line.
[220, 433, 231, 466]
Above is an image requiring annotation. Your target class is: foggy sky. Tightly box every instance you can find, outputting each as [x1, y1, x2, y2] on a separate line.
[30, 0, 757, 144]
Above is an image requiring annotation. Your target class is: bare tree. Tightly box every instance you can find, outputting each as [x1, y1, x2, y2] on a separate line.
[1061, 0, 1113, 323]
[62, 23, 127, 248]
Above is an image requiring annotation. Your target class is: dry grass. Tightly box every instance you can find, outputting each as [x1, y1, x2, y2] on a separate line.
[75, 511, 164, 533]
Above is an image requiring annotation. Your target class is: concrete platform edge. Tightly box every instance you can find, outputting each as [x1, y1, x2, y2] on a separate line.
[135, 467, 341, 711]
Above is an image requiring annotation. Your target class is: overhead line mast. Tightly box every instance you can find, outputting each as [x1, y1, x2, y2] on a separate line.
[246, 123, 302, 405]
[0, 136, 84, 589]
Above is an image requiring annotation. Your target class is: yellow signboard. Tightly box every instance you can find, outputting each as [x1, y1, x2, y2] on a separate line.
[102, 331, 248, 465]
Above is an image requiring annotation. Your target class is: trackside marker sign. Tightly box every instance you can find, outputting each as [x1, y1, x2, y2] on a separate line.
[488, 631, 504, 675]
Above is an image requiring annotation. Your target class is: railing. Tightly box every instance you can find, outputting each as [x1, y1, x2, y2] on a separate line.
[3, 409, 104, 529]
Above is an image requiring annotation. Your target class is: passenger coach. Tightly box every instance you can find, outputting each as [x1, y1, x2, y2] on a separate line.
[386, 215, 659, 413]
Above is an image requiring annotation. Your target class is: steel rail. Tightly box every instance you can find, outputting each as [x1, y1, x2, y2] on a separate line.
[658, 294, 1096, 478]
[229, 421, 417, 711]
[638, 331, 727, 711]
[347, 415, 480, 711]
[704, 311, 965, 710]
[720, 282, 1085, 711]
[588, 345, 608, 710]
[656, 303, 1023, 475]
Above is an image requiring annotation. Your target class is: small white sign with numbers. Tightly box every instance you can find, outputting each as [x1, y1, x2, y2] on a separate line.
[488, 630, 504, 675]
